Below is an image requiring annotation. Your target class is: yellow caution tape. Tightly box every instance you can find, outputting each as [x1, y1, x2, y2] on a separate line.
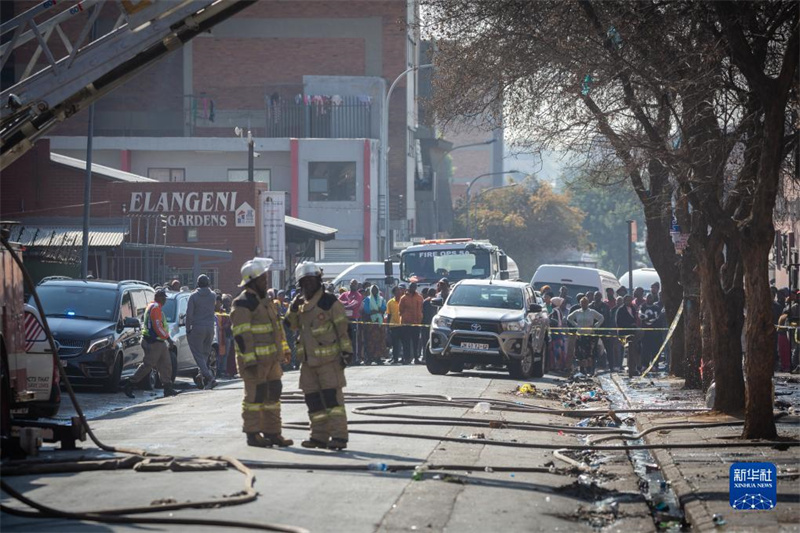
[640, 300, 684, 378]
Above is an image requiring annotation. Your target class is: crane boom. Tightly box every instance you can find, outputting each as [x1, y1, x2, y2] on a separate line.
[0, 0, 256, 170]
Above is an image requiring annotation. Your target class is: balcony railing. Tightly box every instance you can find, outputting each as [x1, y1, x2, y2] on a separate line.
[265, 94, 374, 139]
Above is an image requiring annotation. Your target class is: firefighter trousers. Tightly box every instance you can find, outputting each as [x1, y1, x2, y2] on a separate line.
[240, 357, 284, 434]
[299, 360, 347, 442]
[132, 339, 172, 385]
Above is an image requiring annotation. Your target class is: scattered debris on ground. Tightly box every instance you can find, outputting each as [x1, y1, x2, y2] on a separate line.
[511, 377, 608, 408]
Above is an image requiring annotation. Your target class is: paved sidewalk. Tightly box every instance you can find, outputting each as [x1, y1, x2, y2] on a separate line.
[609, 374, 800, 532]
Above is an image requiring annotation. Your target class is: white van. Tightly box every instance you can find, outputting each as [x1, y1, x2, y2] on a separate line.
[317, 262, 355, 282]
[619, 268, 661, 293]
[332, 263, 400, 294]
[531, 264, 620, 299]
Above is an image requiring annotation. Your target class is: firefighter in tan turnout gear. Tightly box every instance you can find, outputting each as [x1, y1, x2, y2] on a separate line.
[231, 257, 294, 448]
[285, 261, 352, 450]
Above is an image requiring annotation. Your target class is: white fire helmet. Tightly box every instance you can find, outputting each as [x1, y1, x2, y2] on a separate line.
[295, 261, 322, 283]
[239, 257, 273, 287]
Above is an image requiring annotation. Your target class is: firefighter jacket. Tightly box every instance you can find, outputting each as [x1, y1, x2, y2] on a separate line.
[231, 287, 289, 369]
[285, 288, 352, 367]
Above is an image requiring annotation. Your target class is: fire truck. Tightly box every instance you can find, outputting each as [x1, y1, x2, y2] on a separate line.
[1, 0, 255, 457]
[391, 238, 519, 290]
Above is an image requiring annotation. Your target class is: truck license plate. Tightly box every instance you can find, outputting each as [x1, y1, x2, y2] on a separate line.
[461, 342, 489, 350]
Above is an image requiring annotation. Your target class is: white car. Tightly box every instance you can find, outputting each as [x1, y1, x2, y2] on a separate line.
[427, 280, 549, 379]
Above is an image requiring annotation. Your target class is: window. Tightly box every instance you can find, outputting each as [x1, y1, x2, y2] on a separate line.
[448, 285, 525, 310]
[308, 162, 356, 202]
[148, 168, 185, 182]
[130, 290, 150, 320]
[120, 292, 134, 320]
[401, 249, 492, 283]
[228, 169, 271, 185]
[186, 227, 198, 243]
[35, 286, 118, 321]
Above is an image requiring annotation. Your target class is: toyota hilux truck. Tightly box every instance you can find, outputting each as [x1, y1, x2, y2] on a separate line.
[426, 279, 549, 379]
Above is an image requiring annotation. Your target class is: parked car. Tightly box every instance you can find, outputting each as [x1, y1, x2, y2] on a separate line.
[34, 278, 153, 391]
[531, 264, 620, 299]
[426, 279, 549, 379]
[332, 262, 400, 296]
[618, 268, 660, 294]
[158, 290, 217, 386]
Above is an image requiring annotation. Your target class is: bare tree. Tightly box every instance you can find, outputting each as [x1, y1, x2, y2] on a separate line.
[423, 0, 798, 437]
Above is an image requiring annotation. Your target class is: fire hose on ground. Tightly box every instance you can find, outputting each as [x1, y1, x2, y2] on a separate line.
[1, 235, 307, 533]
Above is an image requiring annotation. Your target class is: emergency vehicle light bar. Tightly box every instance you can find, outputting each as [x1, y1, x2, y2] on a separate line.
[418, 238, 473, 244]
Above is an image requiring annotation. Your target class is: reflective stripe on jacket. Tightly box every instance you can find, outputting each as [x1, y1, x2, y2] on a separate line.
[285, 288, 352, 367]
[230, 287, 289, 369]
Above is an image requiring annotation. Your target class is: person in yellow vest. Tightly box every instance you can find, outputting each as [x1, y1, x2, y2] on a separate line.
[231, 257, 293, 448]
[285, 261, 352, 450]
[123, 289, 176, 398]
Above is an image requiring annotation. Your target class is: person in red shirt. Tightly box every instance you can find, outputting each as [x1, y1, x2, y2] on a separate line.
[339, 279, 364, 365]
[398, 282, 424, 364]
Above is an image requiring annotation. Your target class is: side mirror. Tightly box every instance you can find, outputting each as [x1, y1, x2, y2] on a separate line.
[499, 254, 508, 271]
[528, 303, 543, 313]
[179, 313, 186, 327]
[384, 259, 393, 277]
[431, 297, 444, 307]
[123, 317, 141, 329]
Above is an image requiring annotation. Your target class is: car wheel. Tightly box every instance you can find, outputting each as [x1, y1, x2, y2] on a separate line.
[508, 340, 535, 380]
[425, 346, 451, 375]
[450, 361, 464, 373]
[531, 339, 545, 379]
[141, 368, 156, 390]
[207, 348, 218, 379]
[103, 354, 123, 393]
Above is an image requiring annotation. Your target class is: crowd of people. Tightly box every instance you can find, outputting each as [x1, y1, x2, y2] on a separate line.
[542, 282, 666, 378]
[331, 278, 451, 366]
[135, 275, 675, 384]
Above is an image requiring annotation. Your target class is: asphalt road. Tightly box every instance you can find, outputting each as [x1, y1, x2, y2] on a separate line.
[2, 365, 655, 532]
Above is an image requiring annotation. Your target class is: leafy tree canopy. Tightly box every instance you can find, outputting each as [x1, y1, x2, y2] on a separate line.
[565, 173, 649, 276]
[453, 178, 588, 279]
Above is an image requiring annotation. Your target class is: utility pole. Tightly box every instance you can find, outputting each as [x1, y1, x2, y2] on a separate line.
[627, 220, 634, 295]
[80, 14, 97, 279]
[381, 63, 433, 259]
[247, 129, 254, 182]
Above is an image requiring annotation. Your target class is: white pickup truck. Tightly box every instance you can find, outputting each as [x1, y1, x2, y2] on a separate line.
[426, 279, 549, 379]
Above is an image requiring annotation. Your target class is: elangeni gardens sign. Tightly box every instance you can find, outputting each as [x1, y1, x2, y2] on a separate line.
[128, 191, 253, 227]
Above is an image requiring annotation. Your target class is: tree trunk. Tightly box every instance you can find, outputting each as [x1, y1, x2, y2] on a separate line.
[700, 307, 714, 391]
[643, 202, 684, 377]
[681, 245, 702, 389]
[741, 237, 778, 439]
[697, 244, 745, 412]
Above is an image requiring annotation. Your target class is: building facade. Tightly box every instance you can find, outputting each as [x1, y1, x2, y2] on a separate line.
[9, 0, 421, 258]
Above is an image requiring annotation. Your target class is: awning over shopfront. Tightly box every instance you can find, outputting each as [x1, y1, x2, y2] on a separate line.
[10, 225, 127, 248]
[5, 224, 127, 265]
[285, 215, 337, 242]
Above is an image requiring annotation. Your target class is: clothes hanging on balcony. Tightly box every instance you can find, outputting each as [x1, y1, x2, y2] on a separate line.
[268, 92, 282, 124]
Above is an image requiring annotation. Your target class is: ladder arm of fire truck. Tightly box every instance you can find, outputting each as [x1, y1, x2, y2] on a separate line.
[0, 0, 256, 171]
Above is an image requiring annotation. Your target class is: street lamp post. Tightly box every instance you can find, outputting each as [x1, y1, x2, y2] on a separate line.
[465, 170, 522, 238]
[431, 138, 496, 236]
[380, 63, 434, 259]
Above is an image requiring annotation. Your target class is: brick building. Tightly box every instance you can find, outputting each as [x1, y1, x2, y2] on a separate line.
[7, 0, 424, 259]
[1, 141, 336, 294]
